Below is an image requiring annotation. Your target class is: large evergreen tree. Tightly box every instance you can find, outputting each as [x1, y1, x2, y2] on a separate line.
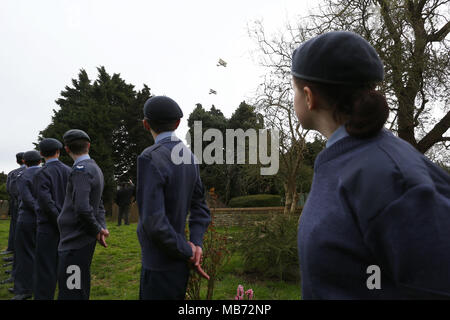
[38, 67, 153, 207]
[187, 102, 276, 204]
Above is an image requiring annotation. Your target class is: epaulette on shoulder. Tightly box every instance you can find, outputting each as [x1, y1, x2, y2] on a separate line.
[150, 144, 163, 152]
[142, 144, 163, 159]
[73, 164, 86, 172]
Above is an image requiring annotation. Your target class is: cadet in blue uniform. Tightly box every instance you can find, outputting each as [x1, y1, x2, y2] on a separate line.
[2, 153, 26, 256]
[292, 31, 450, 299]
[33, 138, 71, 300]
[137, 96, 211, 300]
[12, 150, 42, 300]
[57, 129, 109, 300]
[0, 153, 26, 286]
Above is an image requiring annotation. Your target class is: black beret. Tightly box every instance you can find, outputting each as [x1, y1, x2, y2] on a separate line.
[16, 152, 24, 162]
[23, 150, 41, 163]
[39, 138, 63, 153]
[143, 96, 183, 122]
[291, 31, 384, 85]
[63, 129, 91, 144]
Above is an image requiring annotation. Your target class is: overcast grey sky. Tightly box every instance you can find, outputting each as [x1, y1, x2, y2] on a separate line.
[0, 0, 316, 174]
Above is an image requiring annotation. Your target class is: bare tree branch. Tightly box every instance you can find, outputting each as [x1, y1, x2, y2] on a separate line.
[428, 20, 450, 42]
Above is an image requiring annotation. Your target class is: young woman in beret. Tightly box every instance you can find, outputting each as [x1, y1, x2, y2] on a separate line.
[292, 31, 450, 299]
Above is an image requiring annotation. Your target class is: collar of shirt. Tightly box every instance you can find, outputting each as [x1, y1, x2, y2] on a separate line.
[45, 158, 59, 164]
[73, 154, 91, 166]
[27, 165, 41, 169]
[326, 125, 350, 148]
[20, 164, 26, 168]
[155, 131, 176, 144]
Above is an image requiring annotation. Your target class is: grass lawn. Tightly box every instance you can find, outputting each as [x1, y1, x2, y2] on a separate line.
[0, 218, 300, 300]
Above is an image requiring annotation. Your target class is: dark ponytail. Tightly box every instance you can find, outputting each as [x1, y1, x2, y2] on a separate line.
[294, 77, 389, 138]
[345, 88, 389, 138]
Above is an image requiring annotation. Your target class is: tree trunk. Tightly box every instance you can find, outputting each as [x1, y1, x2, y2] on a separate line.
[283, 182, 292, 215]
[396, 95, 418, 149]
[225, 166, 232, 204]
[290, 192, 299, 214]
[284, 178, 298, 215]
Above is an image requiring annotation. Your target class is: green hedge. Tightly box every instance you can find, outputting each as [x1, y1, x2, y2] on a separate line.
[228, 194, 282, 208]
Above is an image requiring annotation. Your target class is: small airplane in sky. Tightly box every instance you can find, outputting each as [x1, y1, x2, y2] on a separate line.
[216, 58, 227, 67]
[209, 89, 217, 95]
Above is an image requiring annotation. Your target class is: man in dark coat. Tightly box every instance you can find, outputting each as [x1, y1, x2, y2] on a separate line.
[115, 181, 135, 226]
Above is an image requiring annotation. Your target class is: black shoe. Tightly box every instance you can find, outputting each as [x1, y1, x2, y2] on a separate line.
[3, 256, 13, 262]
[11, 294, 32, 300]
[0, 250, 13, 255]
[0, 277, 14, 285]
[5, 270, 12, 274]
[8, 287, 15, 294]
[2, 262, 13, 267]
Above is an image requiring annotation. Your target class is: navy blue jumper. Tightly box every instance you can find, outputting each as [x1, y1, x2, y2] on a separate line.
[57, 156, 106, 300]
[33, 159, 71, 299]
[14, 166, 41, 295]
[137, 134, 211, 299]
[298, 129, 450, 299]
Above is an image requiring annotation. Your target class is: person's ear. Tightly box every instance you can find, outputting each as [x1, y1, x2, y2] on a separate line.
[142, 119, 151, 132]
[64, 146, 70, 154]
[174, 119, 181, 130]
[87, 142, 91, 151]
[303, 86, 315, 111]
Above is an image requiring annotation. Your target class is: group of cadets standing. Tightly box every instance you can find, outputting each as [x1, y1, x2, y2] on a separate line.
[1, 129, 108, 300]
[1, 95, 212, 300]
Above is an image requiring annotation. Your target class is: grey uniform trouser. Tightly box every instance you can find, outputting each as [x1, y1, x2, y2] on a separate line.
[13, 221, 36, 295]
[7, 198, 18, 252]
[33, 226, 59, 300]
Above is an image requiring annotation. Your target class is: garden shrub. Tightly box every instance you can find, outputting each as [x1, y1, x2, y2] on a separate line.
[228, 194, 281, 208]
[239, 213, 300, 281]
[186, 188, 232, 300]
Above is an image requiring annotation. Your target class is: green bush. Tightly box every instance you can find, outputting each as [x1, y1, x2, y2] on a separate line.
[239, 214, 300, 281]
[228, 194, 281, 208]
[0, 183, 9, 201]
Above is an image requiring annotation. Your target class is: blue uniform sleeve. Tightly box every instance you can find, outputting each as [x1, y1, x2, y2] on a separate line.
[189, 166, 211, 247]
[363, 184, 450, 298]
[35, 170, 59, 226]
[137, 156, 193, 261]
[17, 176, 38, 213]
[97, 199, 107, 229]
[71, 170, 102, 237]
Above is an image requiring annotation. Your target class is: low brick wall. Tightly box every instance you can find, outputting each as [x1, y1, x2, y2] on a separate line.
[2, 202, 301, 226]
[211, 207, 302, 227]
[110, 204, 302, 227]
